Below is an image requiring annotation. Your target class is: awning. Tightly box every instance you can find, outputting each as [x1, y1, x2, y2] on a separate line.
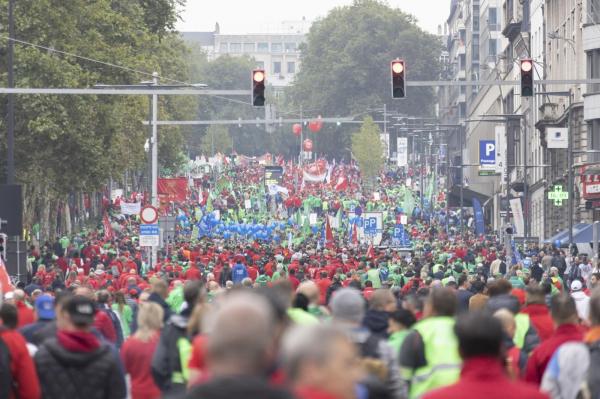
[544, 223, 590, 245]
[448, 186, 489, 208]
[572, 223, 600, 244]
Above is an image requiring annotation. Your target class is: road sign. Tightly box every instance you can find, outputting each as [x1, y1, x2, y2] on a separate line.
[479, 140, 496, 166]
[140, 224, 159, 235]
[139, 223, 159, 247]
[364, 217, 378, 235]
[140, 206, 159, 224]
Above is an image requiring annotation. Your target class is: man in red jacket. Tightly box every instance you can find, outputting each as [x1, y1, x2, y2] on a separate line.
[524, 293, 583, 385]
[520, 286, 554, 341]
[424, 312, 547, 399]
[0, 303, 41, 399]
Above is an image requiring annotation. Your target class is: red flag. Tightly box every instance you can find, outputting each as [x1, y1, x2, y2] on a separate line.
[366, 243, 375, 259]
[103, 213, 114, 241]
[0, 257, 14, 294]
[352, 223, 358, 245]
[157, 177, 189, 202]
[334, 175, 348, 191]
[325, 216, 334, 249]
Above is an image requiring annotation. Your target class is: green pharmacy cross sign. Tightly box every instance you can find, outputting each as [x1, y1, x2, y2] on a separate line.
[548, 185, 569, 206]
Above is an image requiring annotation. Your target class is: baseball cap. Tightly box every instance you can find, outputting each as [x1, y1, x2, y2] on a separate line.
[64, 295, 96, 326]
[35, 295, 55, 320]
[571, 280, 583, 292]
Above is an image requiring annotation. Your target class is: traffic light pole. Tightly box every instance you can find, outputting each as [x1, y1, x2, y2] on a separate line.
[7, 0, 15, 184]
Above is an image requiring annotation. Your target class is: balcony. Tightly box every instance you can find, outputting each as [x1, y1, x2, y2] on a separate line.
[583, 24, 600, 52]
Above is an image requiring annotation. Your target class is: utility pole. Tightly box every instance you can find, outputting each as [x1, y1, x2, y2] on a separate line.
[7, 0, 15, 184]
[151, 72, 158, 208]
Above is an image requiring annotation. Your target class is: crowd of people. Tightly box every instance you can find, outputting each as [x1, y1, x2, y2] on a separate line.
[1, 159, 599, 399]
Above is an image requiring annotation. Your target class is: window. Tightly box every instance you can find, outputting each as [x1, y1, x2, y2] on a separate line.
[229, 43, 242, 53]
[243, 43, 255, 53]
[285, 42, 297, 52]
[588, 50, 600, 93]
[219, 43, 228, 53]
[489, 39, 497, 56]
[287, 61, 296, 74]
[271, 43, 283, 53]
[273, 61, 281, 74]
[257, 42, 269, 52]
[590, 120, 600, 163]
[489, 7, 498, 30]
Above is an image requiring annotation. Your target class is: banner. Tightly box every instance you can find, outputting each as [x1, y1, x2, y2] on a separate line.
[120, 202, 141, 215]
[472, 198, 485, 236]
[158, 178, 189, 202]
[509, 198, 525, 236]
[397, 137, 408, 167]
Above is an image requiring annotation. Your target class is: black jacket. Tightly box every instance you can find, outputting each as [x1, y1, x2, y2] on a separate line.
[151, 308, 191, 395]
[148, 292, 173, 322]
[362, 310, 390, 339]
[34, 338, 126, 399]
[185, 376, 294, 399]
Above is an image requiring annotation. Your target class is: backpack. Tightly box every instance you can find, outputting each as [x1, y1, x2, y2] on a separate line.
[0, 336, 12, 399]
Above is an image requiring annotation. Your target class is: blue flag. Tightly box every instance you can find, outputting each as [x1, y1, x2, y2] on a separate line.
[473, 198, 485, 236]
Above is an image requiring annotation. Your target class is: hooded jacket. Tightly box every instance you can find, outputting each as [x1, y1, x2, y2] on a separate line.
[363, 310, 390, 339]
[34, 337, 126, 399]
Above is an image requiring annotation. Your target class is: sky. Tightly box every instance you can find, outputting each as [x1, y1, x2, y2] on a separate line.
[176, 0, 451, 35]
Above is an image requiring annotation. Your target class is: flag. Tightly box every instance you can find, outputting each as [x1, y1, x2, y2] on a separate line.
[366, 243, 375, 259]
[335, 208, 342, 231]
[325, 216, 334, 249]
[352, 223, 358, 245]
[334, 175, 348, 191]
[206, 193, 213, 213]
[0, 257, 14, 294]
[103, 213, 114, 241]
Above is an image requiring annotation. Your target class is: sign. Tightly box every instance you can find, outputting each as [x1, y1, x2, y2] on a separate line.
[120, 202, 141, 215]
[244, 199, 252, 209]
[546, 127, 568, 149]
[479, 140, 496, 165]
[309, 213, 318, 225]
[392, 224, 411, 247]
[478, 169, 497, 176]
[139, 223, 159, 247]
[548, 185, 568, 206]
[264, 166, 284, 187]
[358, 212, 383, 245]
[397, 137, 408, 167]
[140, 206, 159, 224]
[140, 224, 159, 235]
[495, 126, 506, 174]
[509, 198, 525, 237]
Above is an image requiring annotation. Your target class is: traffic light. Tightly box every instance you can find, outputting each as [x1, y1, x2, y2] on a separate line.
[520, 59, 533, 97]
[252, 69, 265, 107]
[391, 59, 406, 99]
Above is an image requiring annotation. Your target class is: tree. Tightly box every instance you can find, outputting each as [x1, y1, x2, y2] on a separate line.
[352, 116, 384, 184]
[288, 0, 442, 157]
[200, 125, 232, 155]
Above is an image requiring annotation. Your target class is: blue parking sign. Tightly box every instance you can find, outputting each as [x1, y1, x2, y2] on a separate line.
[479, 140, 496, 165]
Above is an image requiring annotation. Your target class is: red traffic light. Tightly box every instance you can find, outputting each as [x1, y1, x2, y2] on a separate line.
[521, 59, 533, 72]
[392, 61, 404, 74]
[253, 70, 265, 83]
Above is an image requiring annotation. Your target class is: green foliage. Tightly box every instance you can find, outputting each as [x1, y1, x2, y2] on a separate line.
[200, 125, 232, 155]
[0, 0, 195, 207]
[352, 116, 383, 182]
[288, 0, 442, 157]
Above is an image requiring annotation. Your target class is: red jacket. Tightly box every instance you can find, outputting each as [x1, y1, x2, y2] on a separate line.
[520, 304, 554, 341]
[295, 386, 344, 399]
[93, 310, 117, 343]
[424, 356, 547, 399]
[0, 328, 41, 399]
[16, 301, 36, 328]
[524, 323, 583, 385]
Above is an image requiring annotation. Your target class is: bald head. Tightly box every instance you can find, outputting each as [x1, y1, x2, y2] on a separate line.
[297, 280, 319, 304]
[205, 292, 276, 376]
[369, 289, 396, 312]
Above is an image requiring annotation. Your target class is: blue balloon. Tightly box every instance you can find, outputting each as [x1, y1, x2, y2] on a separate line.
[223, 232, 231, 239]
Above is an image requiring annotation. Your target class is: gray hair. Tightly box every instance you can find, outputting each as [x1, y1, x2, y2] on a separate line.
[280, 324, 349, 381]
[205, 292, 275, 375]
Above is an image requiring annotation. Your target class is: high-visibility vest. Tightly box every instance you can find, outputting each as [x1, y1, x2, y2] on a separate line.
[514, 313, 531, 350]
[408, 316, 461, 399]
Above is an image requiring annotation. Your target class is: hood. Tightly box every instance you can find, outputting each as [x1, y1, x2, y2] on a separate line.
[362, 310, 389, 336]
[44, 338, 110, 367]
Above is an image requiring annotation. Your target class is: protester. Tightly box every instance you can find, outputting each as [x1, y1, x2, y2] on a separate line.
[525, 293, 583, 385]
[388, 308, 416, 354]
[363, 288, 397, 339]
[400, 287, 461, 399]
[520, 286, 554, 342]
[13, 289, 35, 328]
[0, 303, 41, 399]
[121, 302, 164, 399]
[423, 312, 548, 399]
[570, 280, 590, 323]
[34, 295, 126, 399]
[184, 291, 293, 399]
[281, 324, 362, 399]
[19, 294, 55, 346]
